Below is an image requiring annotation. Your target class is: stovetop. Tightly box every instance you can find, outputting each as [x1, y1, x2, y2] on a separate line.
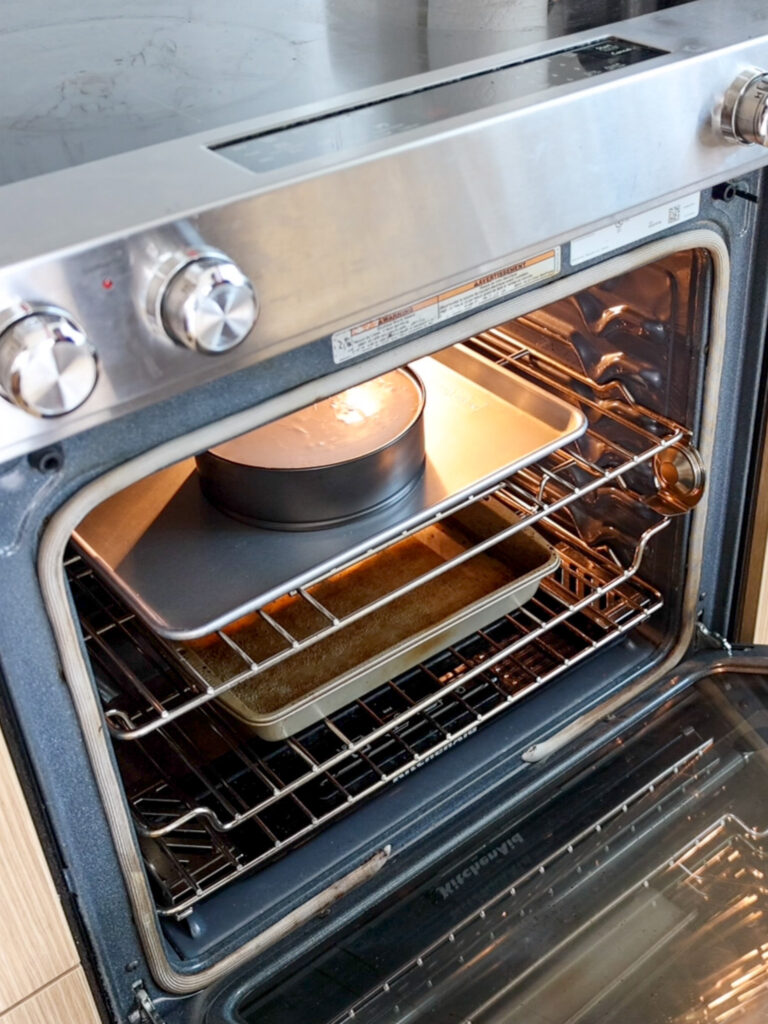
[0, 0, 693, 187]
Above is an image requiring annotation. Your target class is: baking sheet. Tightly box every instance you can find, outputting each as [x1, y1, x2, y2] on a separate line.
[185, 499, 559, 740]
[72, 345, 585, 639]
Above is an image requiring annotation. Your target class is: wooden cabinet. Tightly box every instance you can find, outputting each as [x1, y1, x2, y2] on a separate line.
[0, 724, 100, 1022]
[747, 541, 768, 642]
[0, 969, 99, 1024]
[740, 418, 768, 642]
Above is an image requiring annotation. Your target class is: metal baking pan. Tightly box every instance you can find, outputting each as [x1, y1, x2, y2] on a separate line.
[195, 367, 426, 530]
[72, 345, 585, 640]
[181, 497, 559, 740]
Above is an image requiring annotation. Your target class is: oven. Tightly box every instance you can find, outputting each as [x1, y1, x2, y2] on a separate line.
[4, 3, 768, 1023]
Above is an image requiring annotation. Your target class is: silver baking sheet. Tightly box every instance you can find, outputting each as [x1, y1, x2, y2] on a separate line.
[213, 514, 558, 741]
[72, 346, 586, 639]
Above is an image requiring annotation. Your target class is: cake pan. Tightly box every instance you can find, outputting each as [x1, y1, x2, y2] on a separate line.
[195, 367, 426, 530]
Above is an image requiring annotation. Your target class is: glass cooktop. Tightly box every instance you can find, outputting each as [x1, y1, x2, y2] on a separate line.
[0, 0, 694, 187]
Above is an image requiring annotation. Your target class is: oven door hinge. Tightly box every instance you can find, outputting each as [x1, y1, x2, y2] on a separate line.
[129, 983, 166, 1024]
[696, 620, 735, 654]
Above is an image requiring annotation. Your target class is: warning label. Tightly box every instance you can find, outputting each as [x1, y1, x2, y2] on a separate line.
[331, 248, 561, 364]
[570, 193, 700, 266]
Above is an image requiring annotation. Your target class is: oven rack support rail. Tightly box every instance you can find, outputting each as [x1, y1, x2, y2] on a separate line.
[71, 526, 663, 918]
[79, 339, 691, 746]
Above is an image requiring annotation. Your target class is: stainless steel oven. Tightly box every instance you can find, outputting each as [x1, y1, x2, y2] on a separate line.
[4, 3, 768, 1023]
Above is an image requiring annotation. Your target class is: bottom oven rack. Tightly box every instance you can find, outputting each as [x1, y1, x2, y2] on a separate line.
[69, 524, 662, 919]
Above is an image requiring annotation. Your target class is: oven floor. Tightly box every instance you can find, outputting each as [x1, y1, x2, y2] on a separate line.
[232, 672, 768, 1024]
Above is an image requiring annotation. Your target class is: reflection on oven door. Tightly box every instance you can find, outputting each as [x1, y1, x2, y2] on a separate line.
[238, 664, 768, 1024]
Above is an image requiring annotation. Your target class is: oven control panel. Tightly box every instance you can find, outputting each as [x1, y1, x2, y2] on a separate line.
[0, 241, 261, 454]
[0, 250, 258, 420]
[214, 37, 665, 177]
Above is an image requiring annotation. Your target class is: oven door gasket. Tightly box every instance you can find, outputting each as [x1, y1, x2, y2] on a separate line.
[37, 228, 729, 995]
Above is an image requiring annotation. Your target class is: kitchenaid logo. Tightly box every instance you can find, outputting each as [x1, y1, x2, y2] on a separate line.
[433, 832, 524, 901]
[393, 729, 477, 783]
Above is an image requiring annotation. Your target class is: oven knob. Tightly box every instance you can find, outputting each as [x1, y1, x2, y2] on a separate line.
[157, 254, 257, 354]
[0, 305, 98, 417]
[719, 67, 768, 145]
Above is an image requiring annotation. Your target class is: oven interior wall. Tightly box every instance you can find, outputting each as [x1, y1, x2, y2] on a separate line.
[493, 246, 711, 636]
[66, 247, 712, 974]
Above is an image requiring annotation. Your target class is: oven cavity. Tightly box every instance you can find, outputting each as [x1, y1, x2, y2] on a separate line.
[64, 252, 708, 932]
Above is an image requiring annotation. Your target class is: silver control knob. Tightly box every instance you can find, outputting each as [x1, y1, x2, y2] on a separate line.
[156, 253, 257, 354]
[720, 67, 768, 145]
[0, 306, 98, 417]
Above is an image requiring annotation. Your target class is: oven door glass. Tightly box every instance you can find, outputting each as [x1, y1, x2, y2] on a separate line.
[228, 654, 768, 1024]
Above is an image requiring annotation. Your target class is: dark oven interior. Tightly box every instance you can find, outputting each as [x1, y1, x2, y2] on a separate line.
[64, 246, 712, 966]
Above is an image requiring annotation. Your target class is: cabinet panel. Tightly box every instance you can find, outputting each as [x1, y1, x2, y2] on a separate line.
[753, 545, 768, 642]
[0, 726, 79, 1011]
[0, 969, 100, 1024]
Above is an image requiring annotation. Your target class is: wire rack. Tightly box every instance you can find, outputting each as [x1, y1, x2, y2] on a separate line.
[65, 334, 689, 917]
[71, 521, 662, 918]
[73, 338, 687, 747]
[328, 738, 728, 1024]
[330, 762, 768, 1024]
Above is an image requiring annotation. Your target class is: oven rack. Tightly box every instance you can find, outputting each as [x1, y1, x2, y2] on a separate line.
[71, 360, 687, 745]
[71, 524, 663, 918]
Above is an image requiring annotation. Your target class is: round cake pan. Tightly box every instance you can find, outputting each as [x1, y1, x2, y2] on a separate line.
[195, 367, 426, 530]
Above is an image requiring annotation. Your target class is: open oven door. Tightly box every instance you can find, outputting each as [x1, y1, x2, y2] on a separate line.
[205, 649, 768, 1024]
